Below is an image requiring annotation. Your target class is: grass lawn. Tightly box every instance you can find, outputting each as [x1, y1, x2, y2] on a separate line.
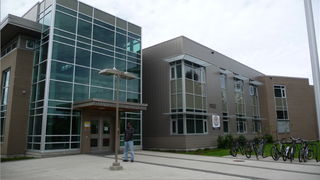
[173, 141, 320, 160]
[1, 157, 36, 163]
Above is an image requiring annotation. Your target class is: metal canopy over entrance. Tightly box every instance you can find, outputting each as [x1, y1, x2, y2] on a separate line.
[73, 98, 147, 154]
[73, 98, 148, 112]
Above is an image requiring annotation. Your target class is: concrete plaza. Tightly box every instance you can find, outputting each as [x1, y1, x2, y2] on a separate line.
[1, 150, 320, 179]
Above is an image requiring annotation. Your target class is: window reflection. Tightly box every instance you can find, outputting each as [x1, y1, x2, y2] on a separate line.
[93, 25, 114, 45]
[49, 81, 73, 101]
[127, 37, 141, 54]
[52, 42, 74, 63]
[77, 19, 92, 38]
[54, 11, 76, 33]
[50, 61, 73, 82]
[127, 62, 141, 78]
[116, 33, 126, 49]
[75, 48, 90, 66]
[91, 52, 114, 70]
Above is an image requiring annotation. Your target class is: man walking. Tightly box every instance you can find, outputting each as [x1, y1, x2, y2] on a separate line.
[123, 122, 135, 162]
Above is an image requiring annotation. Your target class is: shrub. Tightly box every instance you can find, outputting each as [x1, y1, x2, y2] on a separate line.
[262, 133, 273, 143]
[235, 135, 247, 146]
[223, 134, 234, 148]
[236, 135, 247, 142]
[253, 136, 259, 142]
[217, 134, 234, 148]
[217, 135, 225, 148]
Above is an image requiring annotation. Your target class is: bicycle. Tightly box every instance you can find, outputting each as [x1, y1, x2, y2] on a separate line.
[270, 138, 287, 161]
[230, 139, 245, 157]
[299, 139, 314, 162]
[289, 137, 300, 163]
[256, 139, 268, 160]
[244, 140, 258, 159]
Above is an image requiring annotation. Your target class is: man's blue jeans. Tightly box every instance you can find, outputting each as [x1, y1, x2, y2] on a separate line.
[124, 141, 134, 161]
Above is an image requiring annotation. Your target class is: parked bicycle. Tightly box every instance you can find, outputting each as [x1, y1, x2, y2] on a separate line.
[244, 140, 258, 159]
[289, 137, 300, 163]
[270, 138, 287, 161]
[256, 139, 268, 160]
[230, 139, 245, 157]
[299, 139, 314, 162]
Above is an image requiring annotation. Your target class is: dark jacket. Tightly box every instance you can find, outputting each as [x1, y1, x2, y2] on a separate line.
[124, 127, 135, 142]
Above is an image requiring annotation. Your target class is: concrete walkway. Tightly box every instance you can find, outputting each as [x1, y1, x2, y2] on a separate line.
[1, 150, 319, 179]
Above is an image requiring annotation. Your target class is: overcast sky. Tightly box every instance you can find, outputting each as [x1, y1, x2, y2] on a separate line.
[1, 0, 319, 85]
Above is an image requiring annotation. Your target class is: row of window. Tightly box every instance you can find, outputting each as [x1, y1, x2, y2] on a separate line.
[1, 42, 17, 59]
[54, 8, 141, 54]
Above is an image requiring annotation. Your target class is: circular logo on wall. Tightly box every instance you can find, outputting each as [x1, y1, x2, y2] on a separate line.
[214, 116, 219, 126]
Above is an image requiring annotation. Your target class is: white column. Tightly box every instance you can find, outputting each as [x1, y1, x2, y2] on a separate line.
[304, 0, 320, 140]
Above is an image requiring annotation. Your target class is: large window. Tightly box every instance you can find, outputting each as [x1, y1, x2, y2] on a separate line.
[274, 85, 290, 133]
[1, 69, 10, 143]
[221, 74, 229, 133]
[170, 60, 207, 134]
[250, 85, 261, 133]
[235, 78, 246, 133]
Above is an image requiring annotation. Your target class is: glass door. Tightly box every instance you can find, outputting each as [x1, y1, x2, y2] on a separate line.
[90, 117, 112, 152]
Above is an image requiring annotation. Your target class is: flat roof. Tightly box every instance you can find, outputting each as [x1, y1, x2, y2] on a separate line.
[1, 14, 42, 47]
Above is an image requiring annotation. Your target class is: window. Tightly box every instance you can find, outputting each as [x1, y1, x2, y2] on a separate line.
[274, 85, 290, 133]
[171, 67, 175, 79]
[186, 115, 207, 134]
[234, 78, 245, 116]
[223, 113, 229, 134]
[170, 60, 207, 135]
[235, 78, 246, 133]
[221, 74, 228, 113]
[250, 84, 261, 133]
[1, 69, 10, 143]
[26, 40, 35, 49]
[1, 69, 10, 105]
[252, 120, 261, 133]
[237, 116, 247, 133]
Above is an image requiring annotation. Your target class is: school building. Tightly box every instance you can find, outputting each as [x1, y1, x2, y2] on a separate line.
[1, 0, 318, 156]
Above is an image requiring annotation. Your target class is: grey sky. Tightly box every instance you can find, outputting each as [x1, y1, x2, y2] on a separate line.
[1, 0, 319, 84]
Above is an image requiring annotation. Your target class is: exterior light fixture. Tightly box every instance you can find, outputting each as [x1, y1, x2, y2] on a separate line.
[99, 68, 137, 171]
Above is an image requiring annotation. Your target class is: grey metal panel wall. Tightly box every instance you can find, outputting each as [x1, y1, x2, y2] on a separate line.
[142, 59, 171, 137]
[143, 36, 184, 63]
[142, 37, 185, 147]
[205, 65, 225, 137]
[181, 37, 264, 80]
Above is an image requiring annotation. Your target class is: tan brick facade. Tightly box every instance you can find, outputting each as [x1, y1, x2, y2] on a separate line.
[1, 48, 34, 155]
[259, 76, 319, 140]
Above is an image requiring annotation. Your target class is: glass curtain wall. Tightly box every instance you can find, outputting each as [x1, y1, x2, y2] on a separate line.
[1, 69, 10, 143]
[27, 0, 142, 151]
[234, 78, 246, 133]
[170, 60, 207, 134]
[221, 73, 229, 133]
[274, 85, 290, 133]
[250, 85, 261, 133]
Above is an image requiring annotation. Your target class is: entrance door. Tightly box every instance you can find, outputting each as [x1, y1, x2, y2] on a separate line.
[90, 117, 112, 152]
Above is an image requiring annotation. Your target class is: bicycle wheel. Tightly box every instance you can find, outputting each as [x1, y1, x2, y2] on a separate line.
[245, 145, 252, 158]
[254, 146, 259, 160]
[271, 147, 279, 161]
[307, 150, 314, 160]
[239, 146, 245, 156]
[230, 145, 237, 157]
[290, 147, 294, 163]
[298, 148, 304, 162]
[282, 147, 287, 161]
